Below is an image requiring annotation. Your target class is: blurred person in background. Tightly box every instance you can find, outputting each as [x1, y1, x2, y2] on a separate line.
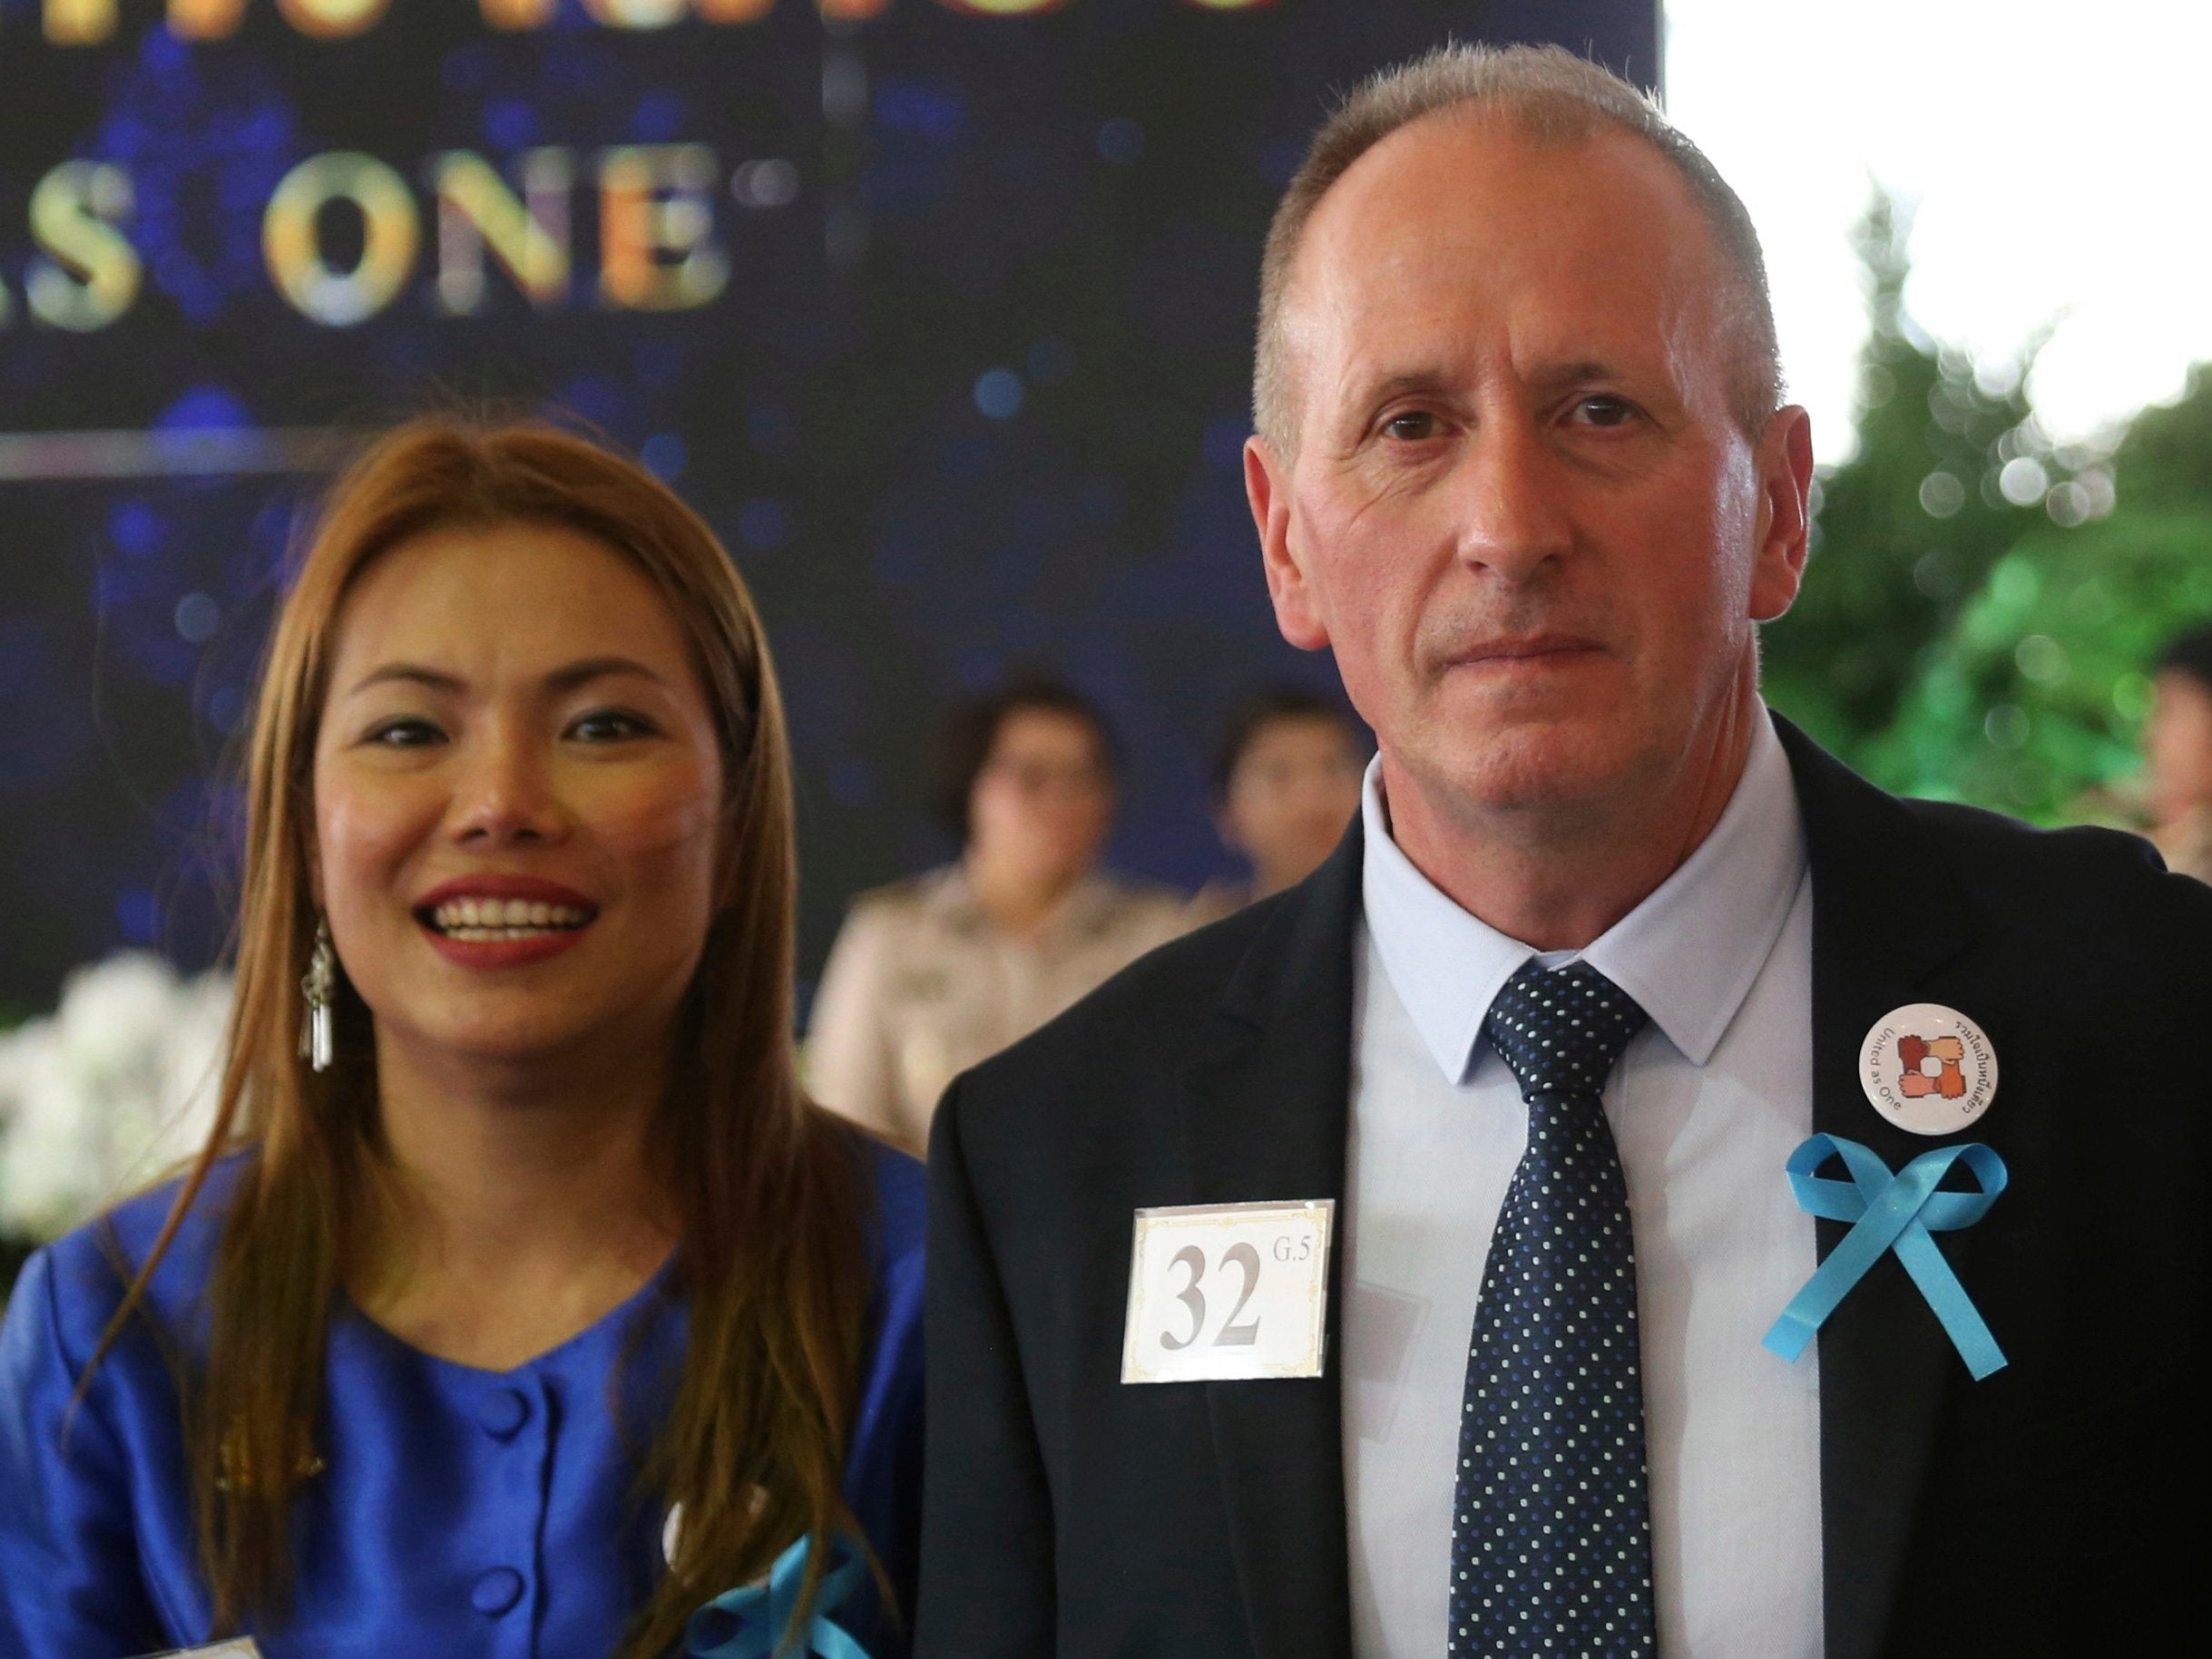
[0, 421, 924, 1657]
[808, 676, 1188, 1158]
[1190, 684, 1369, 922]
[2145, 623, 2212, 882]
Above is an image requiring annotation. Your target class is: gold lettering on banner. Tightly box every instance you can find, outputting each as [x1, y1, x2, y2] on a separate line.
[41, 0, 114, 44]
[487, 0, 768, 26]
[432, 149, 573, 315]
[22, 0, 1268, 41]
[584, 0, 690, 24]
[264, 151, 420, 327]
[581, 0, 771, 24]
[480, 0, 557, 25]
[25, 0, 1283, 41]
[597, 144, 728, 312]
[38, 0, 405, 44]
[275, 0, 391, 35]
[933, 0, 1066, 14]
[27, 161, 142, 330]
[169, 0, 248, 38]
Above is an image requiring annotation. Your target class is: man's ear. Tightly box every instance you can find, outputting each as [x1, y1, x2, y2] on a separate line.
[1747, 405, 1815, 624]
[1246, 435, 1330, 651]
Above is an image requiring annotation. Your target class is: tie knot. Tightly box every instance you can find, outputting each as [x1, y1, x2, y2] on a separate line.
[1484, 960, 1649, 1102]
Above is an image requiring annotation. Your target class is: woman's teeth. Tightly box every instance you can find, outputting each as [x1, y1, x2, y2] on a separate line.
[429, 897, 591, 939]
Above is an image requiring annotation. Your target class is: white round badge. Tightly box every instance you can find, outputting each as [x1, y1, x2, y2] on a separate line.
[1858, 1003, 1999, 1136]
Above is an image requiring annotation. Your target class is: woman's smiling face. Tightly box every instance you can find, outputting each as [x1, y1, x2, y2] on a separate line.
[311, 520, 727, 1071]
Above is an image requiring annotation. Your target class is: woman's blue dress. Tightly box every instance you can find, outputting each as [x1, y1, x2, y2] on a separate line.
[0, 1139, 925, 1659]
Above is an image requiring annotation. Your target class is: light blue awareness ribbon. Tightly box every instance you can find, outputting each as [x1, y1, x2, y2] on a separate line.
[684, 1530, 873, 1659]
[1763, 1133, 2010, 1381]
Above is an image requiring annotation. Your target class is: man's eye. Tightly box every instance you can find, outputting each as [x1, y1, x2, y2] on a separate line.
[1383, 412, 1443, 442]
[365, 717, 444, 748]
[1570, 395, 1637, 428]
[569, 709, 654, 742]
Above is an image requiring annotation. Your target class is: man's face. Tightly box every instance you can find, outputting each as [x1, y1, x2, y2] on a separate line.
[1246, 117, 1810, 829]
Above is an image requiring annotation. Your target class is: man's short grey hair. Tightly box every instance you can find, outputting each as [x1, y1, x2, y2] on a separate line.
[1253, 44, 1783, 452]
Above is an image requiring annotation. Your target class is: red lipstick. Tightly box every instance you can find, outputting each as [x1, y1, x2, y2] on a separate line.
[413, 874, 600, 971]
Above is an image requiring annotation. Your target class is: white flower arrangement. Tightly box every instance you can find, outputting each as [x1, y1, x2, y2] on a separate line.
[0, 952, 232, 1244]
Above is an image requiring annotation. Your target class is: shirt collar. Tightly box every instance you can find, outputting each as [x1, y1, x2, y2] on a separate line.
[1360, 707, 1806, 1084]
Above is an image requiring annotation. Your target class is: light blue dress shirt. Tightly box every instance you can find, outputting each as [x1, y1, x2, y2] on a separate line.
[1343, 708, 1825, 1658]
[0, 1139, 925, 1659]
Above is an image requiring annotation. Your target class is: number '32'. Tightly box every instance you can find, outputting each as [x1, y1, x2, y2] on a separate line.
[1160, 1243, 1262, 1351]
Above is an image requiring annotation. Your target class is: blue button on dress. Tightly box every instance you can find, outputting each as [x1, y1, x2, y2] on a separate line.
[0, 1141, 925, 1659]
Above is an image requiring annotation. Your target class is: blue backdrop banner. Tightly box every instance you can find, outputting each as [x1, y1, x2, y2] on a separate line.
[0, 0, 1659, 1010]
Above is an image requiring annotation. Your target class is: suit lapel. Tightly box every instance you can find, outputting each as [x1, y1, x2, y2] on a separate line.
[1178, 729, 1982, 1658]
[1778, 720, 1975, 1659]
[1179, 821, 1363, 1659]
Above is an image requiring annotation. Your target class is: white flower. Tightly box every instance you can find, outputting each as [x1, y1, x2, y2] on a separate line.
[0, 953, 231, 1242]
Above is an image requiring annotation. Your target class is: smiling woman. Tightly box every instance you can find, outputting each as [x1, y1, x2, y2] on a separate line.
[314, 520, 735, 1092]
[0, 421, 924, 1657]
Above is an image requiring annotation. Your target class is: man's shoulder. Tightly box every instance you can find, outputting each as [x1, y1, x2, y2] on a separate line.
[1840, 791, 2212, 1029]
[947, 895, 1286, 1116]
[1784, 715, 2212, 965]
[1899, 794, 2212, 933]
[929, 893, 1311, 1207]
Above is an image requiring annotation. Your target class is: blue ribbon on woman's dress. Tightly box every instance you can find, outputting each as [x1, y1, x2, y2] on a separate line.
[1763, 1133, 2010, 1381]
[685, 1530, 872, 1659]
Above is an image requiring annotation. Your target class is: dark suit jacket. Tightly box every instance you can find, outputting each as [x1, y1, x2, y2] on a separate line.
[916, 721, 2212, 1657]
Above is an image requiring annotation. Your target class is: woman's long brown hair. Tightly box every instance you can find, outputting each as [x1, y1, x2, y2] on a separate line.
[84, 418, 872, 1654]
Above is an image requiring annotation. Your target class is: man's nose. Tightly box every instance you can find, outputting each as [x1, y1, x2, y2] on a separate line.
[450, 734, 568, 847]
[1452, 419, 1574, 581]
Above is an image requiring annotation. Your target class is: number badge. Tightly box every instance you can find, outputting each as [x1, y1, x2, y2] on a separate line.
[1120, 1199, 1335, 1384]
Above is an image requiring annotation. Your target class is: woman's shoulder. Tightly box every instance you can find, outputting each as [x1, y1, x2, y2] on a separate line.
[28, 1154, 248, 1352]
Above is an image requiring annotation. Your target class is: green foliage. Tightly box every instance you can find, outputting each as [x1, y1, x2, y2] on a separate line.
[2108, 364, 2212, 512]
[1862, 512, 2212, 818]
[1766, 190, 2212, 825]
[1763, 195, 2056, 762]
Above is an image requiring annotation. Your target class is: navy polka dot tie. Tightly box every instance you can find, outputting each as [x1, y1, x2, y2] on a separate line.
[1449, 961, 1658, 1655]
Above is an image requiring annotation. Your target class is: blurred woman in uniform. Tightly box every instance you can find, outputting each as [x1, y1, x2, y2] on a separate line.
[807, 676, 1187, 1158]
[0, 420, 924, 1657]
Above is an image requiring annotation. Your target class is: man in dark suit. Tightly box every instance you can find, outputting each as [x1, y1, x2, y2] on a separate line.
[916, 43, 2212, 1659]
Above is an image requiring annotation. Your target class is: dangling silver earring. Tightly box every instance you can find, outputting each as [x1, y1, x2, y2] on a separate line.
[299, 917, 336, 1074]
